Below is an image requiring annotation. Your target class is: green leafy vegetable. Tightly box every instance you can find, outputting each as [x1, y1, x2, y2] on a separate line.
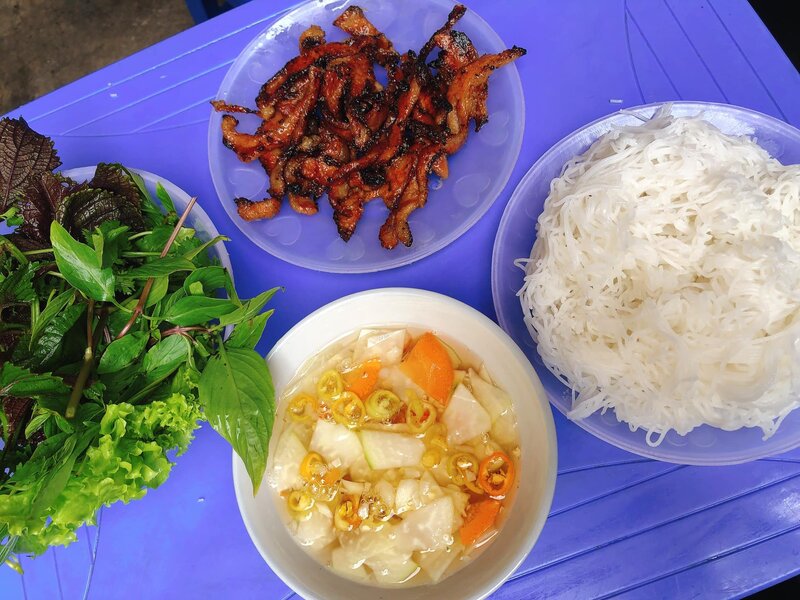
[0, 117, 280, 561]
[142, 335, 191, 382]
[96, 332, 148, 375]
[123, 256, 195, 279]
[155, 182, 176, 214]
[13, 172, 75, 248]
[0, 117, 61, 213]
[218, 288, 279, 327]
[0, 397, 200, 555]
[28, 303, 86, 371]
[0, 364, 70, 398]
[50, 221, 115, 301]
[226, 310, 273, 350]
[29, 290, 76, 347]
[183, 265, 235, 298]
[199, 345, 275, 494]
[56, 188, 144, 237]
[145, 275, 170, 307]
[163, 296, 238, 326]
[90, 163, 143, 209]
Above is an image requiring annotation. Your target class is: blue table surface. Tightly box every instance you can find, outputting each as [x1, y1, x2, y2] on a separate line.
[3, 0, 800, 598]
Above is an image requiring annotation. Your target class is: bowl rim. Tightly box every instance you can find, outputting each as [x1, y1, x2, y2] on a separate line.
[490, 100, 800, 465]
[232, 287, 558, 599]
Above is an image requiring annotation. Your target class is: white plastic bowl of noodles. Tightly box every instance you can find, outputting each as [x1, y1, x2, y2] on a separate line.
[492, 101, 800, 465]
[232, 288, 556, 600]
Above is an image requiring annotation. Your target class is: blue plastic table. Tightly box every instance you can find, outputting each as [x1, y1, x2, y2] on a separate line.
[3, 0, 800, 598]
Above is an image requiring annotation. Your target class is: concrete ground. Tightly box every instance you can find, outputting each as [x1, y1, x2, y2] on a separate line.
[0, 0, 195, 113]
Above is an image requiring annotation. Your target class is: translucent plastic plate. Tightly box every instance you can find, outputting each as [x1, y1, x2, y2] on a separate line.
[491, 101, 800, 465]
[208, 0, 524, 273]
[64, 167, 233, 277]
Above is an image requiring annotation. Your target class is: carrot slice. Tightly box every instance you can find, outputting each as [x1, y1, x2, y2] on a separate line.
[400, 332, 454, 406]
[342, 359, 382, 399]
[460, 498, 502, 546]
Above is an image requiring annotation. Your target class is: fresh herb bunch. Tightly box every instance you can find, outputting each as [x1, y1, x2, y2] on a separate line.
[0, 117, 277, 561]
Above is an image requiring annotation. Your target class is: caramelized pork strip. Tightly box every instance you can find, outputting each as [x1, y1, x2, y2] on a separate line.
[255, 41, 362, 108]
[333, 55, 423, 179]
[432, 30, 479, 83]
[284, 155, 323, 215]
[328, 173, 382, 240]
[220, 115, 264, 162]
[211, 100, 256, 114]
[431, 154, 449, 179]
[258, 66, 323, 146]
[333, 6, 397, 63]
[379, 144, 443, 248]
[255, 29, 395, 111]
[219, 66, 323, 165]
[288, 193, 319, 215]
[318, 53, 383, 148]
[443, 46, 526, 153]
[329, 152, 419, 241]
[235, 197, 281, 220]
[418, 4, 467, 63]
[333, 6, 381, 36]
[262, 148, 287, 200]
[299, 24, 325, 52]
[299, 133, 349, 186]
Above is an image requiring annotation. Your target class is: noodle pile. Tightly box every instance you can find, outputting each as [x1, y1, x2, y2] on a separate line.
[518, 109, 800, 445]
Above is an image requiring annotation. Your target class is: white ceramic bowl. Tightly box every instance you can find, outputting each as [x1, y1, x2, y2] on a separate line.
[232, 288, 557, 600]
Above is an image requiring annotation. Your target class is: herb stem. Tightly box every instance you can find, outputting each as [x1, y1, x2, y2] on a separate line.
[34, 262, 57, 278]
[162, 198, 197, 254]
[66, 299, 96, 419]
[162, 325, 212, 337]
[66, 348, 93, 420]
[126, 230, 153, 241]
[0, 235, 28, 265]
[86, 299, 95, 342]
[22, 248, 53, 256]
[0, 301, 28, 311]
[115, 197, 197, 340]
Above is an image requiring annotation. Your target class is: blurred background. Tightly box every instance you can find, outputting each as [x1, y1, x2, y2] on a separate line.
[0, 0, 797, 114]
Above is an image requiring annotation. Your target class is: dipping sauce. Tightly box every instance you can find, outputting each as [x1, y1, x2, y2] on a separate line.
[267, 328, 519, 586]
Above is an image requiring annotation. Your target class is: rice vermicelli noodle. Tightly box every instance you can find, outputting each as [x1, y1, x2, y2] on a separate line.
[518, 109, 800, 445]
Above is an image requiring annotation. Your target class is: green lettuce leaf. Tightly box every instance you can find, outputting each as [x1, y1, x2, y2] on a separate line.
[0, 395, 200, 555]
